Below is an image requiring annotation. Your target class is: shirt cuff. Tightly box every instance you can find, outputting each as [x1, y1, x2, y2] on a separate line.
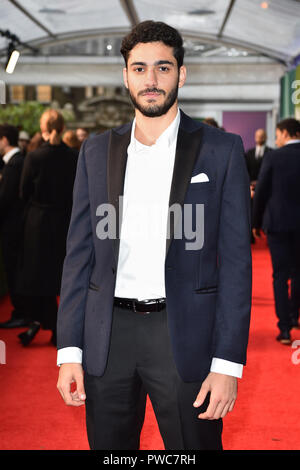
[210, 357, 243, 379]
[57, 347, 82, 366]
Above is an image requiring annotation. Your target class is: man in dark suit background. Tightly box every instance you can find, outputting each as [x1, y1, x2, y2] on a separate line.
[56, 21, 252, 450]
[0, 124, 29, 328]
[245, 129, 273, 243]
[253, 118, 300, 344]
[245, 128, 272, 183]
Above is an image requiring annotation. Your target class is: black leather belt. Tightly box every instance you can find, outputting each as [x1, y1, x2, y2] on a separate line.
[114, 297, 166, 314]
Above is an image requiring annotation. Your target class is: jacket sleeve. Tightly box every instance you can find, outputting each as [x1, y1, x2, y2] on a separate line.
[56, 139, 94, 350]
[0, 166, 15, 219]
[252, 152, 273, 229]
[0, 160, 22, 221]
[213, 135, 252, 365]
[19, 152, 35, 203]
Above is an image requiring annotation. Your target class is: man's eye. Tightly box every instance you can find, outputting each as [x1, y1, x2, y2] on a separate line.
[135, 67, 144, 72]
[159, 66, 169, 72]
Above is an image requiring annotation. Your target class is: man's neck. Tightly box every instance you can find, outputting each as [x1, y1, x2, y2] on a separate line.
[4, 145, 16, 156]
[134, 104, 178, 146]
[285, 136, 300, 145]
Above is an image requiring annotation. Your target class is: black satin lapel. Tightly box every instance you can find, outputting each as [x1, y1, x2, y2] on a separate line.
[107, 127, 131, 264]
[166, 126, 203, 257]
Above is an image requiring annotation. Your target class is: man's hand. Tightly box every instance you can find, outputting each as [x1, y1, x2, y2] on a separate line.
[252, 227, 262, 239]
[57, 363, 86, 407]
[193, 372, 237, 420]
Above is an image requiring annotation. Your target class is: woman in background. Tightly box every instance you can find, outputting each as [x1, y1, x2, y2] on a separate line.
[17, 109, 78, 346]
[27, 132, 44, 153]
[63, 130, 81, 153]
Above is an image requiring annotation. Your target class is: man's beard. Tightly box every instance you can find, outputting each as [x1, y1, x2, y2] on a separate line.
[128, 80, 179, 118]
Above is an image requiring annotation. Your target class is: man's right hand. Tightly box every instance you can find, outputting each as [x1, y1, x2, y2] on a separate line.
[57, 363, 86, 407]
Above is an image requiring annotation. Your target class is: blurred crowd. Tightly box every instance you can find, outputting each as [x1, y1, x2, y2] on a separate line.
[0, 109, 89, 346]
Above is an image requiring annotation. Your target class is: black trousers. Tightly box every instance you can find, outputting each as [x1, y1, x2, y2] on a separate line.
[1, 230, 29, 320]
[84, 305, 223, 451]
[23, 295, 58, 330]
[267, 230, 300, 331]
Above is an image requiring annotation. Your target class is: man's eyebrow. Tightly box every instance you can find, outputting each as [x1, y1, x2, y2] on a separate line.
[129, 60, 175, 67]
[155, 60, 175, 66]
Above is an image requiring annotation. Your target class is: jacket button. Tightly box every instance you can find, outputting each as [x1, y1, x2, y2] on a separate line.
[112, 267, 115, 274]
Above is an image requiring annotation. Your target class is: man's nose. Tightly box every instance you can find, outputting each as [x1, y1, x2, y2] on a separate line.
[144, 67, 158, 87]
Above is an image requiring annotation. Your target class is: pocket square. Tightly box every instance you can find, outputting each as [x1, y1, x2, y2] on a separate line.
[191, 173, 209, 183]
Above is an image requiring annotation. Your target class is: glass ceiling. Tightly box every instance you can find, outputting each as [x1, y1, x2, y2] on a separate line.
[0, 0, 299, 63]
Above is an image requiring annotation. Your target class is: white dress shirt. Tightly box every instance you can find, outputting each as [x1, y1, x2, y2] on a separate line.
[2, 147, 20, 164]
[114, 109, 180, 300]
[57, 108, 243, 378]
[285, 139, 300, 145]
[255, 145, 265, 158]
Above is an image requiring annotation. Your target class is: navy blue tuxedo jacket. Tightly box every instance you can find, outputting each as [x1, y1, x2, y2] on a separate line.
[57, 110, 252, 382]
[252, 142, 300, 232]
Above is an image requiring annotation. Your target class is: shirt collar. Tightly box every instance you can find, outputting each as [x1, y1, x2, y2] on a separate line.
[129, 108, 180, 153]
[285, 139, 300, 145]
[2, 147, 20, 164]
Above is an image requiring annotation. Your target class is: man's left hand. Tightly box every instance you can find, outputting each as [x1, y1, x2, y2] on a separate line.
[252, 227, 262, 239]
[193, 372, 237, 420]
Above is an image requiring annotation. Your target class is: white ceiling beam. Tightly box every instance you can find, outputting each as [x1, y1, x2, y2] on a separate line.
[119, 0, 140, 26]
[7, 0, 56, 38]
[218, 0, 236, 37]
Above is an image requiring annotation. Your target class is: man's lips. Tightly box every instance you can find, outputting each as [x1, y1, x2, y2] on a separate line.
[139, 89, 165, 98]
[142, 92, 161, 97]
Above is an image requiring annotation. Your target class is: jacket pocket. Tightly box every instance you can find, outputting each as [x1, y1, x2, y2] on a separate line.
[89, 282, 100, 291]
[188, 180, 216, 191]
[194, 286, 218, 294]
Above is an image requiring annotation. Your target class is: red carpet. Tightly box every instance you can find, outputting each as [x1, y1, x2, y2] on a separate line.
[0, 236, 300, 450]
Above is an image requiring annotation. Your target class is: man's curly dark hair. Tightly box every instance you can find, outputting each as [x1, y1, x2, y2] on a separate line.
[276, 118, 300, 138]
[120, 20, 184, 69]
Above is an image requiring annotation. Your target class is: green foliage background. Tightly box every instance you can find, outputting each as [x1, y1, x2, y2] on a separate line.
[0, 101, 75, 136]
[0, 101, 46, 136]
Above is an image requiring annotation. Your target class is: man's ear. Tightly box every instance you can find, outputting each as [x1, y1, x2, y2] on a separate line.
[123, 67, 129, 89]
[2, 136, 8, 147]
[178, 65, 186, 89]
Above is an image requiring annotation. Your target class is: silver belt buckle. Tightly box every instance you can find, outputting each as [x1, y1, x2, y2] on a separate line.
[134, 299, 151, 314]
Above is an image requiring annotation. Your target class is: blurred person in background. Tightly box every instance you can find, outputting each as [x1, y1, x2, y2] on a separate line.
[203, 117, 219, 128]
[253, 118, 300, 344]
[0, 124, 30, 328]
[16, 109, 78, 347]
[245, 129, 272, 243]
[63, 130, 81, 154]
[27, 132, 44, 153]
[245, 129, 272, 184]
[18, 130, 30, 156]
[76, 127, 89, 146]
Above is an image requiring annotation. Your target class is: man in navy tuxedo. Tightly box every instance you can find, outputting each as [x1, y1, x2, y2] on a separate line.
[253, 118, 300, 344]
[57, 21, 252, 450]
